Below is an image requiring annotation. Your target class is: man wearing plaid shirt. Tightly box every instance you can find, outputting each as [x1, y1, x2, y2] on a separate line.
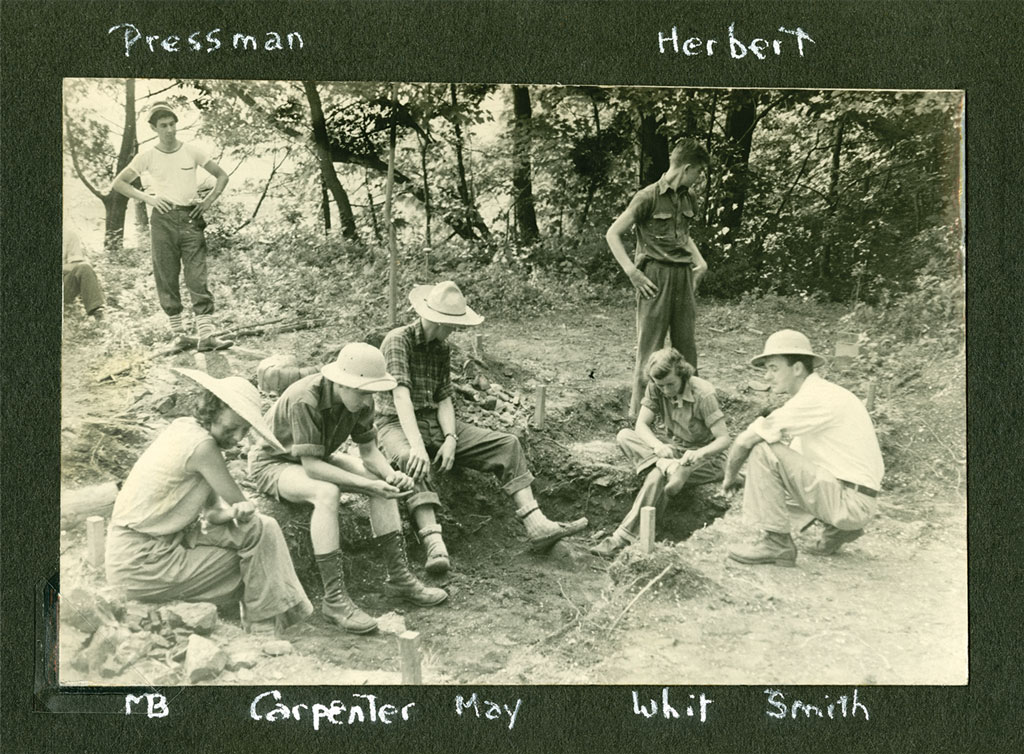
[375, 281, 588, 574]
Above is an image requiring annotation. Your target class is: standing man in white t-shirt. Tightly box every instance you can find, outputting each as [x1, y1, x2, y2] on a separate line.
[112, 102, 232, 352]
[721, 330, 884, 566]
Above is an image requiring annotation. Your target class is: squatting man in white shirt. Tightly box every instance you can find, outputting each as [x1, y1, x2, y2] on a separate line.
[720, 329, 884, 565]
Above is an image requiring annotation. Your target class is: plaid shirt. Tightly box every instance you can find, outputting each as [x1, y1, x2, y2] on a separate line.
[375, 320, 453, 417]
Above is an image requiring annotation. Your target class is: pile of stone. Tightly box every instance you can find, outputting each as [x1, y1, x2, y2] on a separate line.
[60, 586, 288, 684]
[453, 374, 530, 430]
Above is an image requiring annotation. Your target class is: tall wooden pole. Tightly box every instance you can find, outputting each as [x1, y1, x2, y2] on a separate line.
[385, 83, 399, 326]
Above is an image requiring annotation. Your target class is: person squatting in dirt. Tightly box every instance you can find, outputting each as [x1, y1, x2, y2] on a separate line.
[248, 343, 448, 635]
[721, 330, 884, 566]
[606, 138, 711, 420]
[105, 369, 314, 636]
[374, 280, 589, 574]
[62, 224, 107, 322]
[111, 101, 233, 353]
[590, 347, 732, 558]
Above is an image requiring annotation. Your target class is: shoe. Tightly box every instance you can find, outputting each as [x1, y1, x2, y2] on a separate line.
[728, 531, 797, 567]
[314, 550, 378, 634]
[518, 505, 589, 551]
[418, 524, 450, 575]
[589, 535, 626, 558]
[90, 307, 106, 322]
[379, 531, 448, 606]
[197, 335, 234, 352]
[170, 333, 198, 351]
[807, 526, 864, 556]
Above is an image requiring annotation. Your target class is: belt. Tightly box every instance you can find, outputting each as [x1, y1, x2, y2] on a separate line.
[158, 204, 197, 212]
[838, 479, 878, 497]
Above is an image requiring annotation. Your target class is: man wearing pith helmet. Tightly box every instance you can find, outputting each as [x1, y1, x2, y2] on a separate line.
[248, 342, 447, 635]
[375, 281, 588, 574]
[721, 329, 884, 566]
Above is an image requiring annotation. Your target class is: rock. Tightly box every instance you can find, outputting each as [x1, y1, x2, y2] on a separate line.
[109, 633, 156, 673]
[262, 640, 293, 657]
[493, 398, 506, 413]
[183, 634, 228, 683]
[236, 668, 255, 682]
[473, 375, 490, 392]
[119, 658, 179, 686]
[61, 587, 119, 635]
[225, 649, 260, 671]
[123, 602, 149, 632]
[161, 602, 218, 635]
[149, 634, 172, 649]
[82, 624, 132, 675]
[489, 382, 505, 395]
[62, 625, 91, 672]
[481, 396, 497, 411]
[375, 611, 408, 635]
[593, 476, 613, 488]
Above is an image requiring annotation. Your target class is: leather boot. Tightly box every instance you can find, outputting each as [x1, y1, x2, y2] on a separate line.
[807, 525, 864, 555]
[418, 524, 450, 574]
[379, 531, 449, 606]
[517, 504, 589, 551]
[728, 531, 798, 567]
[315, 550, 378, 633]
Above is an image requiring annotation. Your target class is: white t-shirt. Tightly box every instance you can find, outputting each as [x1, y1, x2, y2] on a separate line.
[62, 227, 87, 265]
[126, 142, 212, 206]
[751, 373, 884, 489]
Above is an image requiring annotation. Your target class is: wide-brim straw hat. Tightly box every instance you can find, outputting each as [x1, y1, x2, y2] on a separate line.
[750, 329, 826, 368]
[320, 342, 398, 392]
[409, 281, 484, 326]
[172, 368, 285, 452]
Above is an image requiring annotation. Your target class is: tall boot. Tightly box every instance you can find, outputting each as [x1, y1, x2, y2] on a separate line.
[378, 531, 449, 606]
[728, 531, 797, 567]
[314, 550, 377, 633]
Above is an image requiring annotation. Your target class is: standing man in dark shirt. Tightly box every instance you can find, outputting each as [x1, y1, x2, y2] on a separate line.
[249, 343, 447, 635]
[606, 138, 711, 419]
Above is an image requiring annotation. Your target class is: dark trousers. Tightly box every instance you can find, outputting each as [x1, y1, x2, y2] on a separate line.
[376, 413, 535, 513]
[63, 262, 105, 314]
[150, 207, 214, 317]
[630, 260, 697, 417]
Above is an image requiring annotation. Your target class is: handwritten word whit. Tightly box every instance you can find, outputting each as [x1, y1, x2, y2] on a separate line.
[657, 23, 814, 58]
[632, 688, 713, 723]
[108, 23, 304, 57]
[250, 690, 416, 730]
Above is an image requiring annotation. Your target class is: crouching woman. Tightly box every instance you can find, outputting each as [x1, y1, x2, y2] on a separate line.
[105, 368, 313, 633]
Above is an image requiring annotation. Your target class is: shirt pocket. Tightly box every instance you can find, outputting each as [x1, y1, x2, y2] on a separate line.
[649, 211, 675, 241]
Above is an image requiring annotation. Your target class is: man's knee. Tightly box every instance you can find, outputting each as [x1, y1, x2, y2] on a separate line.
[616, 428, 637, 448]
[308, 485, 341, 514]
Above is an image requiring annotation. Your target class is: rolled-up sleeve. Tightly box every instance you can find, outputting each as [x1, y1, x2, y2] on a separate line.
[287, 402, 325, 458]
[351, 407, 378, 445]
[382, 331, 413, 391]
[696, 391, 725, 429]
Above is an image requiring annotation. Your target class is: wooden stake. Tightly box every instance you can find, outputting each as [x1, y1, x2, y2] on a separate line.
[86, 516, 105, 568]
[533, 384, 547, 429]
[865, 381, 877, 412]
[398, 630, 422, 684]
[474, 333, 484, 360]
[639, 507, 655, 554]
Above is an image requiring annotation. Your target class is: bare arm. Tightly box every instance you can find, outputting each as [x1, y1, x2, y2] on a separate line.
[688, 237, 707, 290]
[720, 425, 762, 494]
[680, 417, 731, 465]
[434, 396, 458, 472]
[191, 160, 229, 219]
[185, 439, 253, 524]
[299, 454, 405, 498]
[392, 385, 431, 480]
[358, 441, 414, 492]
[606, 206, 657, 299]
[111, 166, 172, 213]
[633, 406, 675, 458]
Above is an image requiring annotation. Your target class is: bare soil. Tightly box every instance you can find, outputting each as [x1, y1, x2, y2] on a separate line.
[60, 295, 967, 686]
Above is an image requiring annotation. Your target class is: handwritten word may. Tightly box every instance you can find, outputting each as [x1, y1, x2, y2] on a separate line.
[657, 23, 814, 58]
[455, 693, 523, 730]
[108, 23, 304, 57]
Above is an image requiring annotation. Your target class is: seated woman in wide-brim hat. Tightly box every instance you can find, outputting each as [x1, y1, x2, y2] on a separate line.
[105, 368, 313, 635]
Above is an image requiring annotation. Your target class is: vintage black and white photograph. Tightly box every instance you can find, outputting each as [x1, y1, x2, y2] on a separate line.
[59, 78, 965, 687]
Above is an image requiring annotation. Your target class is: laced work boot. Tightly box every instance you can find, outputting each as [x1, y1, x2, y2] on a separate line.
[728, 530, 798, 567]
[418, 524, 450, 574]
[517, 504, 589, 551]
[315, 550, 377, 633]
[378, 532, 448, 606]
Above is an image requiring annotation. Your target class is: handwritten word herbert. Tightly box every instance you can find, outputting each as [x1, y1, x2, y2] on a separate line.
[658, 23, 814, 58]
[108, 23, 304, 57]
[632, 688, 713, 723]
[125, 693, 169, 718]
[250, 689, 415, 729]
[455, 693, 523, 730]
[765, 688, 870, 720]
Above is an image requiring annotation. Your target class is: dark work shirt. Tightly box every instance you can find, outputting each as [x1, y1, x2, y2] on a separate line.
[627, 175, 698, 265]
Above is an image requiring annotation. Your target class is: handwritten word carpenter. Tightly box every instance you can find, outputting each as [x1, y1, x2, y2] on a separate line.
[455, 693, 523, 730]
[250, 689, 416, 730]
[108, 23, 304, 57]
[764, 688, 870, 720]
[657, 23, 814, 58]
[632, 688, 713, 723]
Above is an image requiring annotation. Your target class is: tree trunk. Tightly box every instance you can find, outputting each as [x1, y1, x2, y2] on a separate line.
[418, 132, 432, 247]
[303, 81, 358, 240]
[321, 180, 331, 232]
[511, 85, 540, 245]
[638, 110, 669, 186]
[716, 90, 758, 243]
[365, 169, 382, 244]
[448, 84, 490, 241]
